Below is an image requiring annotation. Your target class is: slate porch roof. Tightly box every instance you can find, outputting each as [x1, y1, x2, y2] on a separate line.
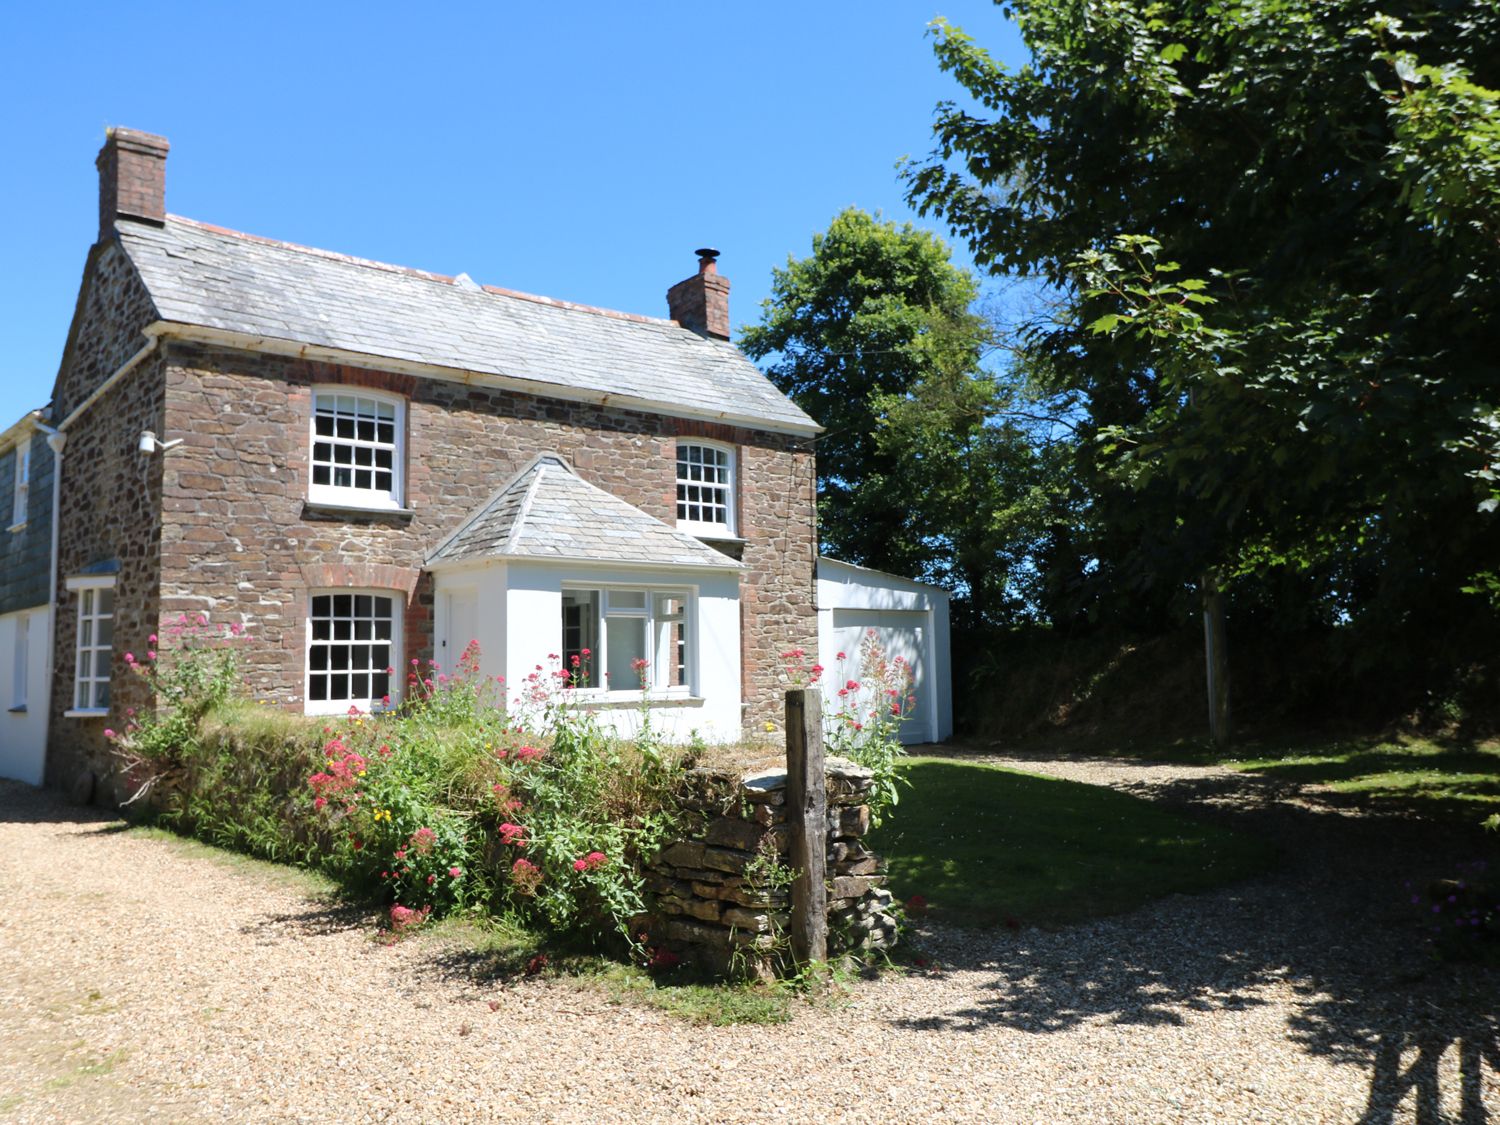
[116, 217, 819, 434]
[426, 455, 742, 571]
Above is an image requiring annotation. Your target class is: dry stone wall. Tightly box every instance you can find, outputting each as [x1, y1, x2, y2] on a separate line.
[646, 757, 899, 978]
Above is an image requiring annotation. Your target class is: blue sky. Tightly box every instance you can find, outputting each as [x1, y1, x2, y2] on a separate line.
[0, 2, 1026, 412]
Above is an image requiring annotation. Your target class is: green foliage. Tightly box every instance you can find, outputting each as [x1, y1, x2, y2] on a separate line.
[904, 0, 1500, 660]
[105, 616, 245, 801]
[114, 633, 685, 951]
[821, 631, 916, 823]
[741, 207, 1068, 628]
[866, 757, 1273, 928]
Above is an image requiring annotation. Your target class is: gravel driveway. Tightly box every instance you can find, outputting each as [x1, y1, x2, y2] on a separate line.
[2, 758, 1496, 1124]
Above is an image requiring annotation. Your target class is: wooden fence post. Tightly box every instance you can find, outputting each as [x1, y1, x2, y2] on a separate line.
[785, 687, 827, 966]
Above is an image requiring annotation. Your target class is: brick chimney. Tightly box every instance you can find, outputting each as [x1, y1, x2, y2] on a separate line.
[667, 248, 731, 340]
[96, 127, 169, 240]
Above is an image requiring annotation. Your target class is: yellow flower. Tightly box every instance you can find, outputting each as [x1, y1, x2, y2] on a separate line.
[763, 721, 775, 732]
[357, 769, 367, 777]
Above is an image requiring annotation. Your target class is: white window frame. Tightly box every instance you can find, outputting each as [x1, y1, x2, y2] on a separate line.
[308, 387, 405, 511]
[305, 588, 402, 715]
[65, 575, 115, 717]
[675, 440, 737, 537]
[9, 438, 30, 531]
[10, 611, 28, 712]
[561, 584, 696, 696]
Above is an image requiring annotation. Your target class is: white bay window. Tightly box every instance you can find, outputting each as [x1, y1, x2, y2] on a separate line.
[561, 586, 691, 693]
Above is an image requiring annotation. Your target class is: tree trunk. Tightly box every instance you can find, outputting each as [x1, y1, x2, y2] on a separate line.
[1201, 574, 1231, 749]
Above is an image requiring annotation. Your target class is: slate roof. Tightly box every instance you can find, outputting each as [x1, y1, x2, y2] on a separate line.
[427, 455, 742, 570]
[116, 217, 819, 434]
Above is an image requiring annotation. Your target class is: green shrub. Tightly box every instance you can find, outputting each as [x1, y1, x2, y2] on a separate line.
[109, 632, 685, 951]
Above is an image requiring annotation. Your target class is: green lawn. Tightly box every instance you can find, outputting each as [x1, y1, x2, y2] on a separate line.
[866, 756, 1274, 929]
[1224, 736, 1500, 811]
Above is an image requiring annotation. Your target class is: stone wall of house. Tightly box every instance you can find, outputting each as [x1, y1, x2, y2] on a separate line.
[158, 341, 818, 732]
[0, 430, 56, 615]
[47, 238, 166, 801]
[645, 758, 898, 978]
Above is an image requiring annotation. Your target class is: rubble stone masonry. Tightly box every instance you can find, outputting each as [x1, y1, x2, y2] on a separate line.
[154, 343, 817, 731]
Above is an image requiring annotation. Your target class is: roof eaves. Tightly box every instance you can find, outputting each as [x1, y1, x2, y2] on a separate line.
[151, 322, 824, 437]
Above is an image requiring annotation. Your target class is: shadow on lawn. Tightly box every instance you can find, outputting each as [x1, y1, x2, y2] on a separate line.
[892, 772, 1500, 1123]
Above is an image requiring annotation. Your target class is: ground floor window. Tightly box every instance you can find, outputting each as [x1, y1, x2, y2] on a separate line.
[11, 611, 28, 711]
[561, 586, 691, 692]
[307, 591, 397, 713]
[67, 578, 115, 714]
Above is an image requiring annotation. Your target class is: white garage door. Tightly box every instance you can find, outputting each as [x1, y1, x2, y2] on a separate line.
[828, 608, 933, 744]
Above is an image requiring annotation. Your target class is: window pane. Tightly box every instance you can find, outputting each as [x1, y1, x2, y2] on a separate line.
[96, 680, 109, 708]
[607, 589, 646, 611]
[97, 588, 114, 615]
[97, 617, 114, 645]
[606, 616, 646, 689]
[93, 650, 111, 678]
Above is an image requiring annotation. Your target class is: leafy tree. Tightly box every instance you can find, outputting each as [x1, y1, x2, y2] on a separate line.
[741, 208, 1066, 628]
[903, 1, 1500, 715]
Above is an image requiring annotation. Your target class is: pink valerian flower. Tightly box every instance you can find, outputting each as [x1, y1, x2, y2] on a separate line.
[572, 851, 608, 873]
[147, 650, 157, 661]
[836, 651, 846, 661]
[103, 728, 117, 740]
[845, 680, 860, 691]
[448, 866, 462, 878]
[647, 946, 681, 970]
[389, 903, 431, 934]
[148, 634, 158, 645]
[498, 822, 527, 846]
[408, 827, 437, 856]
[124, 652, 136, 665]
[510, 858, 543, 895]
[515, 745, 544, 763]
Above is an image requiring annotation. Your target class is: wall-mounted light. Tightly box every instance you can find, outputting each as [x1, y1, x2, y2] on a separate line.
[138, 430, 185, 455]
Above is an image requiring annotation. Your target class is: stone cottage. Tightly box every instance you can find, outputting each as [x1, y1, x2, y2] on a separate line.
[38, 127, 826, 801]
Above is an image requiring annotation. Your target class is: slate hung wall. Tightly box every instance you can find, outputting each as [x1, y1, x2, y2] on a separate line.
[45, 130, 819, 800]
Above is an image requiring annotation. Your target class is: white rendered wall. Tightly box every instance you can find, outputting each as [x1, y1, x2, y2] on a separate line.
[0, 606, 50, 785]
[435, 562, 743, 744]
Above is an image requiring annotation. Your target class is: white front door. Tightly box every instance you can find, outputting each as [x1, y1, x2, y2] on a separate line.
[438, 587, 479, 673]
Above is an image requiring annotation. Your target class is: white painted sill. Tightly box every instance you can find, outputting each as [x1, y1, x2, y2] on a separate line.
[569, 692, 705, 710]
[7, 521, 26, 533]
[681, 527, 744, 544]
[64, 709, 109, 719]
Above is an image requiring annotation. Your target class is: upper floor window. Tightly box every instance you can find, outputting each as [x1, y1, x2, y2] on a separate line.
[9, 438, 30, 530]
[309, 389, 404, 510]
[66, 576, 115, 715]
[675, 441, 735, 536]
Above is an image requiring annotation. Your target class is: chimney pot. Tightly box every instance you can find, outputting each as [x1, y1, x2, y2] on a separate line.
[97, 127, 169, 240]
[668, 248, 731, 340]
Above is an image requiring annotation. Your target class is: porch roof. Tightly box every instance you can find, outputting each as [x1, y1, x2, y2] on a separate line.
[426, 455, 742, 571]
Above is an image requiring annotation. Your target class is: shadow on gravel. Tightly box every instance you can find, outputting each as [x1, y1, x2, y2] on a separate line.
[892, 769, 1500, 1123]
[239, 901, 375, 938]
